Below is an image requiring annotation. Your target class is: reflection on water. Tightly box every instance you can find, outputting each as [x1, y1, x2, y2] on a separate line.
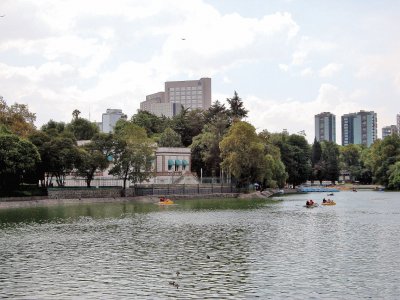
[0, 193, 399, 299]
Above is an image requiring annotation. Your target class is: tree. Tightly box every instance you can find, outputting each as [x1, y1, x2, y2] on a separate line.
[220, 121, 265, 187]
[226, 91, 248, 121]
[339, 144, 362, 182]
[321, 141, 340, 184]
[0, 96, 36, 137]
[110, 122, 156, 191]
[258, 130, 288, 188]
[75, 143, 109, 187]
[274, 134, 311, 187]
[0, 133, 40, 190]
[387, 161, 400, 190]
[72, 109, 81, 120]
[158, 127, 183, 147]
[41, 120, 66, 136]
[172, 108, 206, 147]
[41, 136, 79, 186]
[204, 100, 228, 123]
[91, 132, 116, 158]
[311, 138, 323, 183]
[131, 110, 170, 136]
[66, 117, 99, 140]
[367, 134, 400, 186]
[191, 114, 230, 177]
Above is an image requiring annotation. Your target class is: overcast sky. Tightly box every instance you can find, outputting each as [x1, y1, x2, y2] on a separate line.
[1, 0, 399, 143]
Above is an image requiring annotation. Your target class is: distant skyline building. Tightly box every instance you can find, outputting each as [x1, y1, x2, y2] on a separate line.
[314, 112, 336, 143]
[397, 113, 400, 132]
[382, 125, 398, 139]
[140, 77, 211, 117]
[341, 110, 377, 147]
[101, 109, 127, 133]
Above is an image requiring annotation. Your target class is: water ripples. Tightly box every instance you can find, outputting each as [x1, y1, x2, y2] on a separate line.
[1, 193, 400, 299]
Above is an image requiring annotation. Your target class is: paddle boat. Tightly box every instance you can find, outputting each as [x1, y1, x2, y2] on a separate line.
[321, 199, 336, 206]
[158, 197, 174, 205]
[305, 200, 318, 208]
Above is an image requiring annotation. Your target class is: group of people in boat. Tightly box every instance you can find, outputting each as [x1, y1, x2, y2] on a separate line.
[306, 198, 335, 206]
[322, 198, 334, 204]
[306, 199, 316, 206]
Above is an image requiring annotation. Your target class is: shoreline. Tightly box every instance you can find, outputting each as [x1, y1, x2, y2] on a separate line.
[0, 193, 248, 210]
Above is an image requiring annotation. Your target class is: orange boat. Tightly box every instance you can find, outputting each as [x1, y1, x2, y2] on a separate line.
[158, 197, 174, 205]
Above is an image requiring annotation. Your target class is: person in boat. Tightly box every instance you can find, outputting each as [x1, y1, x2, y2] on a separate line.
[322, 198, 327, 203]
[159, 196, 166, 202]
[306, 200, 310, 206]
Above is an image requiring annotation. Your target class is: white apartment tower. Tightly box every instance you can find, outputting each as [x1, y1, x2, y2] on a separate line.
[314, 112, 336, 143]
[341, 110, 377, 147]
[140, 78, 211, 117]
[101, 109, 127, 133]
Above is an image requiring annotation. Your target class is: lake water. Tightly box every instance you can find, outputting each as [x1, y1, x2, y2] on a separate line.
[1, 191, 400, 299]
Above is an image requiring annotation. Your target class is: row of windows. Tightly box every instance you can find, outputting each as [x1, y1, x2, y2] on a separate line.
[170, 91, 203, 96]
[169, 95, 203, 100]
[169, 87, 202, 92]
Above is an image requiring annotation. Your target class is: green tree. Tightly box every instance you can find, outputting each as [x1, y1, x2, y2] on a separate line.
[66, 117, 99, 140]
[387, 161, 400, 190]
[339, 144, 362, 182]
[131, 110, 170, 136]
[173, 108, 206, 147]
[91, 132, 116, 158]
[41, 120, 66, 136]
[191, 114, 230, 177]
[311, 138, 323, 183]
[220, 121, 265, 187]
[321, 141, 340, 184]
[226, 91, 248, 121]
[110, 122, 156, 191]
[75, 143, 109, 187]
[367, 134, 400, 186]
[258, 130, 288, 188]
[204, 100, 228, 123]
[72, 109, 81, 120]
[158, 127, 183, 147]
[42, 136, 79, 186]
[0, 96, 36, 137]
[0, 133, 40, 190]
[274, 134, 311, 187]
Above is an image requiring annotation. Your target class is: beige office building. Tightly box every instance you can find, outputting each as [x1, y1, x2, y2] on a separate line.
[140, 78, 211, 117]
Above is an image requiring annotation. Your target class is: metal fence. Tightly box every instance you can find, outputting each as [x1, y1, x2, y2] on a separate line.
[134, 184, 243, 196]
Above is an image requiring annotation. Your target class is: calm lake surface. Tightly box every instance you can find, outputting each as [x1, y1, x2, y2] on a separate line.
[1, 191, 400, 299]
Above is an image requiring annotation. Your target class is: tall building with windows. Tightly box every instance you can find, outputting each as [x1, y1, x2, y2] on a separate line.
[314, 112, 336, 142]
[101, 109, 127, 133]
[382, 125, 398, 139]
[140, 78, 211, 117]
[397, 113, 400, 132]
[341, 110, 377, 147]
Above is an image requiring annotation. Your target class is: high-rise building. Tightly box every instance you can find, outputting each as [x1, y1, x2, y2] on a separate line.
[341, 110, 377, 147]
[140, 78, 211, 117]
[101, 109, 127, 133]
[397, 113, 400, 132]
[314, 112, 336, 142]
[382, 125, 398, 139]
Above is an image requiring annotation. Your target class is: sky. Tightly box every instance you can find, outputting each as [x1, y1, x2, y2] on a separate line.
[1, 0, 399, 143]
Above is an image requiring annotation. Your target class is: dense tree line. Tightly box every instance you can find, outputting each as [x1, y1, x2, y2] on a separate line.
[1, 92, 400, 192]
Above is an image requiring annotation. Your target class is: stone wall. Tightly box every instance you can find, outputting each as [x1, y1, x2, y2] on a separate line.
[48, 188, 121, 199]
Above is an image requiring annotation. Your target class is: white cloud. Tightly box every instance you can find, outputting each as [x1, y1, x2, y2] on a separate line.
[319, 63, 343, 78]
[279, 64, 289, 72]
[245, 84, 364, 143]
[0, 0, 301, 126]
[300, 67, 313, 77]
[291, 36, 336, 66]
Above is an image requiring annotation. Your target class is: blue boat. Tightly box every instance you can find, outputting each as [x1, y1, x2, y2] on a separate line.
[297, 187, 340, 193]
